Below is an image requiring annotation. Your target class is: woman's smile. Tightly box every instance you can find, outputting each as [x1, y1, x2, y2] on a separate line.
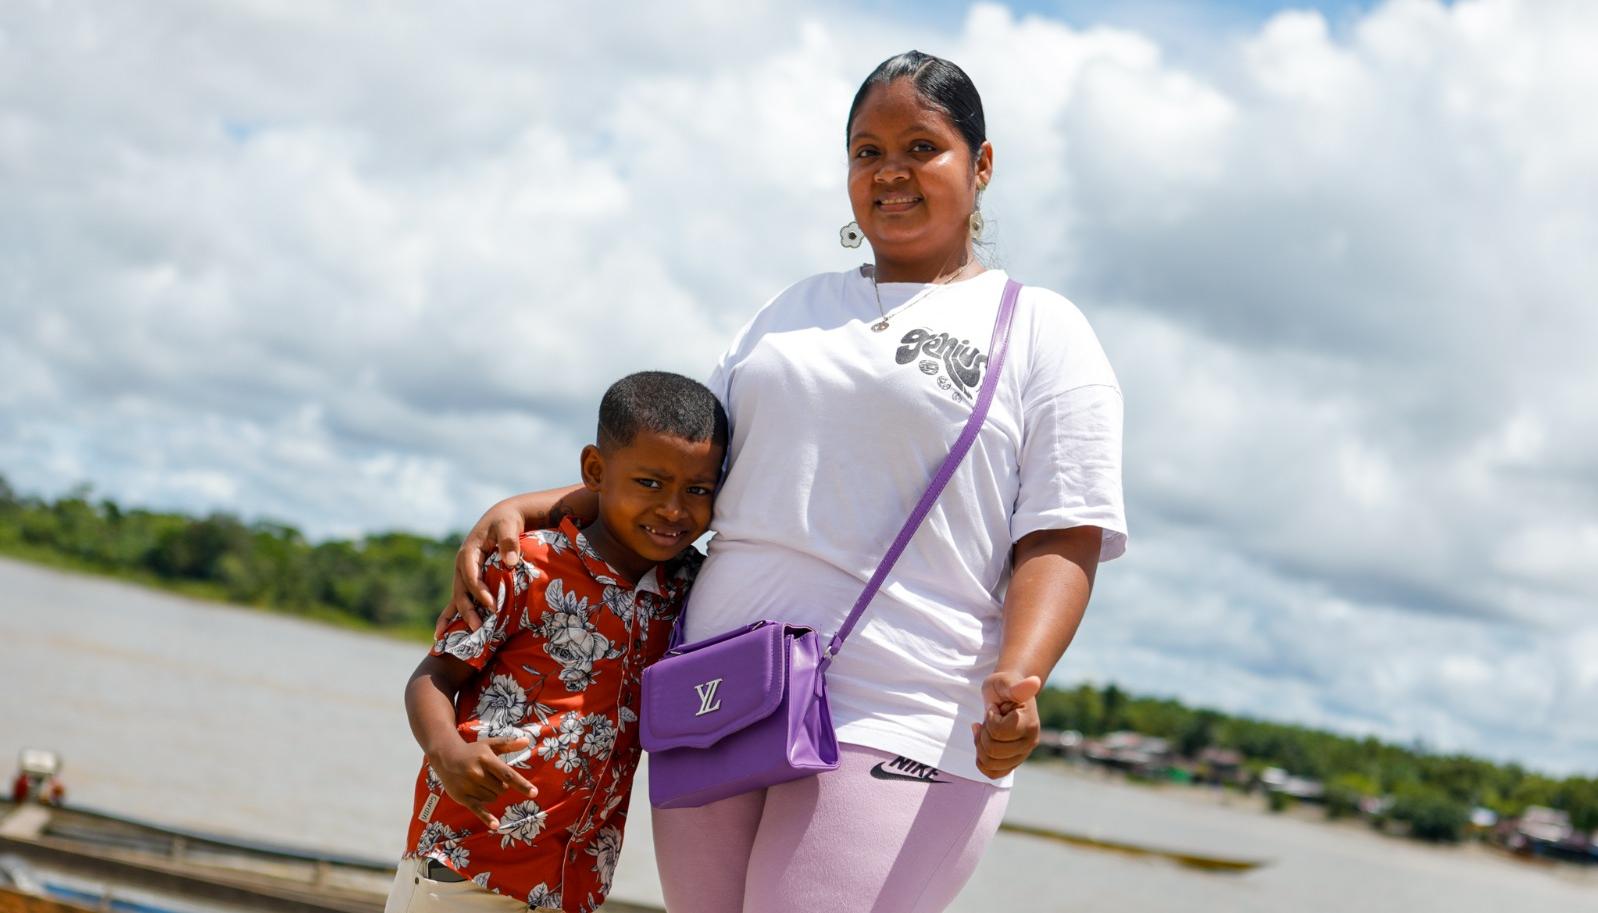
[877, 193, 923, 213]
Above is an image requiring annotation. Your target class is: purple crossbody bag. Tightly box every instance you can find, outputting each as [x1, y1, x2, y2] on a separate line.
[638, 278, 1022, 809]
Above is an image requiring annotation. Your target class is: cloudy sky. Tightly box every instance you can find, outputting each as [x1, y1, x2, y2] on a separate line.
[2, 0, 1594, 774]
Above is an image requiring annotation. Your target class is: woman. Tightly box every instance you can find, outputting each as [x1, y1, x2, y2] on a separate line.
[444, 51, 1126, 912]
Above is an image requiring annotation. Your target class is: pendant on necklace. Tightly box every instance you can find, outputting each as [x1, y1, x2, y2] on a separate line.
[871, 319, 890, 332]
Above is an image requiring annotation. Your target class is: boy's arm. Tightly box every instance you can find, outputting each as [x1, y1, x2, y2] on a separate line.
[405, 654, 536, 831]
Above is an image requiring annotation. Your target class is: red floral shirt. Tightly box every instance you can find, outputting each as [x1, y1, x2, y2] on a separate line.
[403, 518, 698, 913]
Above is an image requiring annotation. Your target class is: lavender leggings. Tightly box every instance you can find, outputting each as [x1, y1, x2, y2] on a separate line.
[651, 744, 1008, 913]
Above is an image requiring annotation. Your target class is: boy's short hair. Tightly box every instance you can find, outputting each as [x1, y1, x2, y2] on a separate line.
[597, 371, 729, 453]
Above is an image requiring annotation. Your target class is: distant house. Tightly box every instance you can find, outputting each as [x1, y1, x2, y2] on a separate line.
[1502, 806, 1595, 864]
[1260, 766, 1325, 801]
[1036, 729, 1083, 759]
[1515, 806, 1572, 843]
[1082, 731, 1174, 774]
[1196, 747, 1246, 785]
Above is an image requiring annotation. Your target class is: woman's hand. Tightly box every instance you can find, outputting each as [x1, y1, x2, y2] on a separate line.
[437, 501, 530, 638]
[971, 670, 1043, 778]
[435, 485, 595, 638]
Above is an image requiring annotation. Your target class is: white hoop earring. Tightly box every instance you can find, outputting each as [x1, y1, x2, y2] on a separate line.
[969, 210, 985, 240]
[840, 221, 863, 248]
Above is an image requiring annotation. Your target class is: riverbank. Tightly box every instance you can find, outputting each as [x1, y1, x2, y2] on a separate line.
[992, 760, 1598, 911]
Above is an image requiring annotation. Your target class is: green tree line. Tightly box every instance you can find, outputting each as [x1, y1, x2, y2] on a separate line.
[2, 476, 1593, 839]
[0, 476, 454, 632]
[1039, 682, 1598, 839]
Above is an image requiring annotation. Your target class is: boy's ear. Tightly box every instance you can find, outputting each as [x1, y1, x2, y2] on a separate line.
[579, 444, 605, 492]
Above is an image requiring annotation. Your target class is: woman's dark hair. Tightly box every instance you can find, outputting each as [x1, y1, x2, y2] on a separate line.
[845, 51, 986, 158]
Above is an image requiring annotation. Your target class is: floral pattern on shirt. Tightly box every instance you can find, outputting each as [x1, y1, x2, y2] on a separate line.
[404, 518, 698, 913]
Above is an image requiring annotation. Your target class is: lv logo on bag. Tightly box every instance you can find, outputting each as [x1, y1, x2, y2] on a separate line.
[694, 678, 724, 716]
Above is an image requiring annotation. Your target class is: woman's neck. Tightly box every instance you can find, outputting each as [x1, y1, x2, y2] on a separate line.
[871, 246, 983, 284]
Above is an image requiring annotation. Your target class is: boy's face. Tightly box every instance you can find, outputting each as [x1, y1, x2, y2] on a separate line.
[580, 430, 722, 580]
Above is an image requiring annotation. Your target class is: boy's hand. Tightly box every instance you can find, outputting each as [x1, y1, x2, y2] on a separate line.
[970, 671, 1042, 779]
[428, 736, 537, 830]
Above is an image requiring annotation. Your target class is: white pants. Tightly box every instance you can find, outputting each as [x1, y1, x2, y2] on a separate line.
[384, 857, 553, 913]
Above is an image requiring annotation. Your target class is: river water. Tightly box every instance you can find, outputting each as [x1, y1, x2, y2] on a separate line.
[1, 557, 1592, 911]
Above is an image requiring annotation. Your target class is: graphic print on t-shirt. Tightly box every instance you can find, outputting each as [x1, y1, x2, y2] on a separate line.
[895, 326, 990, 403]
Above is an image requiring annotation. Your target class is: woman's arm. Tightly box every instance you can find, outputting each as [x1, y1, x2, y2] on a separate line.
[972, 525, 1102, 779]
[437, 485, 597, 636]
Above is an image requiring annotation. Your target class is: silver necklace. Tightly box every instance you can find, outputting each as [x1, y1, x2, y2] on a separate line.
[867, 261, 979, 332]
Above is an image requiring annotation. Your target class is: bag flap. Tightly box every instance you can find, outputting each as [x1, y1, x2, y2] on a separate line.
[641, 621, 788, 751]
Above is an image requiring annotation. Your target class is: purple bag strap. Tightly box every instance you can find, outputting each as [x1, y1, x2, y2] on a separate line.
[820, 277, 1022, 670]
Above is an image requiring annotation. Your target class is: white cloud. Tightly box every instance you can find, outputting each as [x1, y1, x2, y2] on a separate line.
[0, 0, 1593, 772]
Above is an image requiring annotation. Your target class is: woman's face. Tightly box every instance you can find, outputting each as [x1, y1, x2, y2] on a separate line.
[847, 78, 992, 274]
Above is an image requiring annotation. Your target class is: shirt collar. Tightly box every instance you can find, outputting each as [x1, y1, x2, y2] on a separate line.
[557, 516, 665, 597]
[636, 566, 665, 597]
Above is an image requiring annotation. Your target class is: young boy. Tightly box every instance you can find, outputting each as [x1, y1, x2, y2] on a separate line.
[386, 371, 726, 913]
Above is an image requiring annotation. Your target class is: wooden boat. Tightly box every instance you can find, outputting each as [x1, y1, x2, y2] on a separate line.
[1, 798, 388, 912]
[0, 798, 660, 912]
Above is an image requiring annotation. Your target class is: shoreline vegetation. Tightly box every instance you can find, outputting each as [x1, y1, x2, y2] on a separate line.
[3, 476, 1594, 856]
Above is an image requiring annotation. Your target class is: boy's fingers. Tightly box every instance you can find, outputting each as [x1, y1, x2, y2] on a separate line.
[494, 763, 536, 797]
[466, 800, 500, 831]
[482, 736, 530, 753]
[474, 739, 536, 797]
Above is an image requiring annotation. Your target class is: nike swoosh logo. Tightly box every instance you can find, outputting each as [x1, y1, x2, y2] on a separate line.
[869, 761, 947, 784]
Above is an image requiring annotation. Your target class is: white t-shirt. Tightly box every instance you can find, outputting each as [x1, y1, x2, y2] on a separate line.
[684, 266, 1127, 785]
